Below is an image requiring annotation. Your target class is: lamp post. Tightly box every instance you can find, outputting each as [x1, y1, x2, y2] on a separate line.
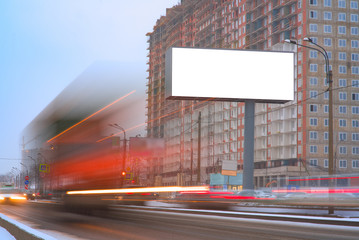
[28, 156, 37, 195]
[109, 123, 127, 187]
[285, 38, 334, 214]
[11, 167, 21, 189]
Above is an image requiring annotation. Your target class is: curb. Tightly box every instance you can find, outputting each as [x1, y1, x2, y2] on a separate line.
[0, 213, 56, 240]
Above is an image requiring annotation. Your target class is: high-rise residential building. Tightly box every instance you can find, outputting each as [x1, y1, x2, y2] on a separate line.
[146, 0, 359, 188]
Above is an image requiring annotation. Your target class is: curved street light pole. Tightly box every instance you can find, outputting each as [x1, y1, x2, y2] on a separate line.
[285, 38, 334, 214]
[303, 38, 334, 179]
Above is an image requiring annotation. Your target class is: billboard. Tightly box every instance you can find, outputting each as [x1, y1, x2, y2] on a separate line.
[165, 47, 294, 103]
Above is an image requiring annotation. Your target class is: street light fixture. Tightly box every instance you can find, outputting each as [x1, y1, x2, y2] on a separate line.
[285, 38, 334, 214]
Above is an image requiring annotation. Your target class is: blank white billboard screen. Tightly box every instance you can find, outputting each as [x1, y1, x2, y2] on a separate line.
[165, 47, 294, 103]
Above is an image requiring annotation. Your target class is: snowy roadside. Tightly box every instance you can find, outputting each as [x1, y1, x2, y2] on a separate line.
[0, 226, 15, 240]
[0, 213, 56, 240]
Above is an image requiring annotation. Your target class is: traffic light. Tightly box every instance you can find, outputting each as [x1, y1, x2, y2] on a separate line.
[121, 171, 126, 176]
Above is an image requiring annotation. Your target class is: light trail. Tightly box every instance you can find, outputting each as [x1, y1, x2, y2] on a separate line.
[66, 186, 209, 195]
[47, 90, 136, 143]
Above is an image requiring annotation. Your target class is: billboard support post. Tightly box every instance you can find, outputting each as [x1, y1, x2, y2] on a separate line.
[243, 100, 255, 190]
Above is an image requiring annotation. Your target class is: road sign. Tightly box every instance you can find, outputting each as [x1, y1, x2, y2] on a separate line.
[39, 164, 49, 173]
[25, 185, 28, 190]
[25, 176, 29, 180]
[24, 180, 29, 185]
[125, 173, 133, 180]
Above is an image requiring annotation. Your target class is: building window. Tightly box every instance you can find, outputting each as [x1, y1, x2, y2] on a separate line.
[310, 37, 318, 44]
[339, 160, 347, 168]
[352, 119, 359, 127]
[310, 104, 318, 112]
[324, 91, 329, 99]
[352, 80, 359, 87]
[352, 133, 359, 141]
[352, 93, 359, 100]
[324, 118, 329, 127]
[310, 159, 318, 166]
[310, 10, 317, 19]
[324, 105, 329, 113]
[310, 118, 318, 126]
[310, 146, 318, 154]
[339, 105, 347, 114]
[310, 24, 318, 32]
[352, 27, 359, 35]
[324, 11, 332, 20]
[352, 106, 359, 114]
[310, 131, 318, 140]
[339, 65, 347, 74]
[351, 14, 359, 22]
[352, 40, 359, 48]
[310, 50, 318, 58]
[324, 132, 329, 140]
[353, 147, 359, 155]
[338, 0, 346, 8]
[324, 145, 329, 154]
[310, 77, 318, 85]
[338, 26, 346, 34]
[351, 1, 359, 9]
[353, 67, 359, 75]
[310, 64, 318, 72]
[339, 132, 347, 141]
[352, 53, 359, 61]
[339, 52, 347, 61]
[324, 38, 332, 46]
[324, 0, 332, 7]
[353, 160, 359, 168]
[324, 25, 332, 33]
[310, 91, 318, 99]
[339, 119, 347, 127]
[339, 39, 346, 47]
[339, 79, 347, 87]
[338, 13, 346, 21]
[310, 0, 318, 6]
[339, 146, 347, 154]
[324, 159, 329, 168]
[339, 92, 347, 100]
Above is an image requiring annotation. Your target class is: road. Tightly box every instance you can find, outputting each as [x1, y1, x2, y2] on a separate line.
[1, 202, 359, 240]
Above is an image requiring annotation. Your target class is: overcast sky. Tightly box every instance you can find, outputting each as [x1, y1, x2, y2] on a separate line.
[0, 0, 179, 175]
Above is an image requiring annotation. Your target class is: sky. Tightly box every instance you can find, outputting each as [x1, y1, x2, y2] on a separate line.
[0, 0, 180, 175]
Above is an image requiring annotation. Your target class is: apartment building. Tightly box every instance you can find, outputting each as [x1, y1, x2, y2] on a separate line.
[146, 0, 359, 188]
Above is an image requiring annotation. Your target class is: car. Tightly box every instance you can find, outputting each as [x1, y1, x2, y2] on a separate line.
[0, 188, 27, 204]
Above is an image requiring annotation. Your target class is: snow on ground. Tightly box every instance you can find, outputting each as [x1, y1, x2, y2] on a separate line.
[0, 213, 57, 240]
[0, 227, 16, 240]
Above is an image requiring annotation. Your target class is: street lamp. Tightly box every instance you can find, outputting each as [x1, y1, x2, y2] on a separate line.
[285, 38, 334, 214]
[28, 156, 37, 194]
[11, 167, 21, 188]
[109, 123, 127, 187]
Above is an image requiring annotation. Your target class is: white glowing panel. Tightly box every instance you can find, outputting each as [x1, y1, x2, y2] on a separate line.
[165, 47, 294, 103]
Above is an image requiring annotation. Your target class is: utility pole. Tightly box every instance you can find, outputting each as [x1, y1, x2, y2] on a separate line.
[197, 111, 201, 184]
[190, 138, 193, 185]
[328, 70, 334, 176]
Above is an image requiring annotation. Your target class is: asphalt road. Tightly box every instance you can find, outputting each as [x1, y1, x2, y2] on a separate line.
[1, 202, 359, 240]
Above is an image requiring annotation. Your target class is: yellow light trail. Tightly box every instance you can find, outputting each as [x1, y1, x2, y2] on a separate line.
[66, 186, 209, 195]
[47, 90, 136, 143]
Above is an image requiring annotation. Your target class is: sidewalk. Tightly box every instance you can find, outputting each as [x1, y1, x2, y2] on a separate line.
[0, 213, 56, 240]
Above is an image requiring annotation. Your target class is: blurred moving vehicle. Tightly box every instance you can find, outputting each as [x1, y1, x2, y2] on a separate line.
[0, 188, 27, 204]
